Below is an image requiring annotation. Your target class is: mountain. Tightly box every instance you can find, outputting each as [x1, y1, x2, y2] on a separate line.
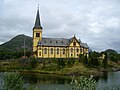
[0, 34, 32, 52]
[105, 49, 118, 54]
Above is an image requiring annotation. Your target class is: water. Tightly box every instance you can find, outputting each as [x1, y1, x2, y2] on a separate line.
[0, 71, 120, 90]
[96, 71, 120, 90]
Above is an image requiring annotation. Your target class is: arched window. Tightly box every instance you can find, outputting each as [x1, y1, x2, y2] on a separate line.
[39, 52, 41, 56]
[44, 48, 47, 54]
[80, 48, 83, 52]
[57, 48, 59, 54]
[50, 48, 53, 54]
[63, 48, 65, 54]
[71, 48, 73, 52]
[76, 48, 79, 52]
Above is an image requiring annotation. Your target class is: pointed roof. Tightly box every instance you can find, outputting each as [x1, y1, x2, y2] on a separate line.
[33, 7, 43, 29]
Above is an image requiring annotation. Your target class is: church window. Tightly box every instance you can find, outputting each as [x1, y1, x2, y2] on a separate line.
[77, 54, 79, 56]
[73, 42, 76, 46]
[36, 33, 40, 37]
[57, 48, 59, 54]
[44, 48, 47, 54]
[80, 48, 82, 52]
[50, 48, 53, 54]
[63, 48, 65, 54]
[76, 48, 79, 52]
[39, 52, 41, 56]
[56, 41, 58, 43]
[39, 47, 41, 50]
[71, 54, 73, 56]
[71, 48, 73, 52]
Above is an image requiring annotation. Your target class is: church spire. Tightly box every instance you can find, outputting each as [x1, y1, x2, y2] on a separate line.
[33, 6, 43, 29]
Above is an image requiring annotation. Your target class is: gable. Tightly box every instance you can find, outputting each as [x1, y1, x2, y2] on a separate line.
[69, 37, 80, 47]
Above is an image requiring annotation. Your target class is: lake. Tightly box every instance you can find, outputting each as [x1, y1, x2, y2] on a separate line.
[0, 71, 120, 90]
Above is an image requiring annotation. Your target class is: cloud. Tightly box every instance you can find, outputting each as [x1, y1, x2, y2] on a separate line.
[0, 0, 120, 52]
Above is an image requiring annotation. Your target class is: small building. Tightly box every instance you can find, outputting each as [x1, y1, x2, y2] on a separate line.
[33, 8, 89, 58]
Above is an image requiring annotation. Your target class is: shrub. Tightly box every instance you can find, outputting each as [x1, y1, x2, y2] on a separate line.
[30, 57, 38, 68]
[2, 72, 24, 90]
[69, 76, 97, 90]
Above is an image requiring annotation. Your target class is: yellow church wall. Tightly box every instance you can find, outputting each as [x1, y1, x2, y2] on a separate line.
[48, 47, 54, 58]
[60, 47, 67, 58]
[42, 47, 49, 58]
[54, 47, 60, 58]
[74, 48, 80, 58]
[37, 46, 43, 58]
[37, 46, 72, 58]
[68, 47, 74, 58]
[33, 28, 42, 57]
[36, 46, 88, 58]
[80, 48, 83, 54]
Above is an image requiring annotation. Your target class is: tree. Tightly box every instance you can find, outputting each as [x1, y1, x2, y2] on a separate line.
[78, 54, 85, 62]
[83, 56, 88, 65]
[88, 51, 100, 67]
[57, 58, 66, 69]
[103, 52, 108, 68]
[30, 57, 38, 68]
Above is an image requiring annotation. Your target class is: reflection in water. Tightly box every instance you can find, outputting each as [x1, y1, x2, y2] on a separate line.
[20, 73, 72, 90]
[94, 71, 108, 82]
[97, 71, 120, 90]
[101, 72, 108, 82]
[0, 71, 120, 90]
[21, 73, 71, 84]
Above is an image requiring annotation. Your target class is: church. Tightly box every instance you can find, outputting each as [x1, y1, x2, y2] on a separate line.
[33, 8, 89, 58]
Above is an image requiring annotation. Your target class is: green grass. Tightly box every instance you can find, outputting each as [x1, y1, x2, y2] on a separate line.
[0, 59, 120, 76]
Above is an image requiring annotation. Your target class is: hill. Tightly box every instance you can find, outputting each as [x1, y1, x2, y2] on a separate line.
[0, 34, 32, 52]
[105, 49, 118, 54]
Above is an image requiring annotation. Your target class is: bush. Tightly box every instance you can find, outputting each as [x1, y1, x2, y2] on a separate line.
[2, 72, 24, 90]
[69, 76, 97, 90]
[30, 57, 38, 68]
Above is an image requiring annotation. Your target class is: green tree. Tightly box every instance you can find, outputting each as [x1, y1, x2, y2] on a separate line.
[88, 51, 100, 67]
[78, 54, 85, 62]
[57, 58, 66, 69]
[103, 52, 108, 68]
[83, 56, 88, 65]
[30, 57, 38, 68]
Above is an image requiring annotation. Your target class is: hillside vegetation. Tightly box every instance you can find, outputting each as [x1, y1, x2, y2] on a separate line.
[0, 34, 32, 60]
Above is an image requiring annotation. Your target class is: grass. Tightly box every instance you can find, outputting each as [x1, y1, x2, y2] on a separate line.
[0, 59, 120, 77]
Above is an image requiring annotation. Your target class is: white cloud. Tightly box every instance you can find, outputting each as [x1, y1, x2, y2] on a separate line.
[0, 0, 120, 52]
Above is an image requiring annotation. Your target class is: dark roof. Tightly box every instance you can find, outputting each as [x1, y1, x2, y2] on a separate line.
[81, 42, 89, 48]
[38, 37, 89, 48]
[33, 8, 43, 29]
[38, 38, 70, 46]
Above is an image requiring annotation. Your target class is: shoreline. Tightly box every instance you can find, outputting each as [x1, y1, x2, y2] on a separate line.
[0, 67, 120, 77]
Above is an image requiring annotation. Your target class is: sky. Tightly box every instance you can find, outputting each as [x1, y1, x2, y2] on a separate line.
[0, 0, 120, 52]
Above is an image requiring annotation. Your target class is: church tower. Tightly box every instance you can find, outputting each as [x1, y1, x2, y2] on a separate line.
[33, 7, 43, 57]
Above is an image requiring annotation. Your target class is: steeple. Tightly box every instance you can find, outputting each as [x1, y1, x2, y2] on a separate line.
[33, 6, 43, 29]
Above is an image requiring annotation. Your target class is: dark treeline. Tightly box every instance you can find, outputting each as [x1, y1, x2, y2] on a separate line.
[80, 50, 120, 68]
[0, 48, 32, 60]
